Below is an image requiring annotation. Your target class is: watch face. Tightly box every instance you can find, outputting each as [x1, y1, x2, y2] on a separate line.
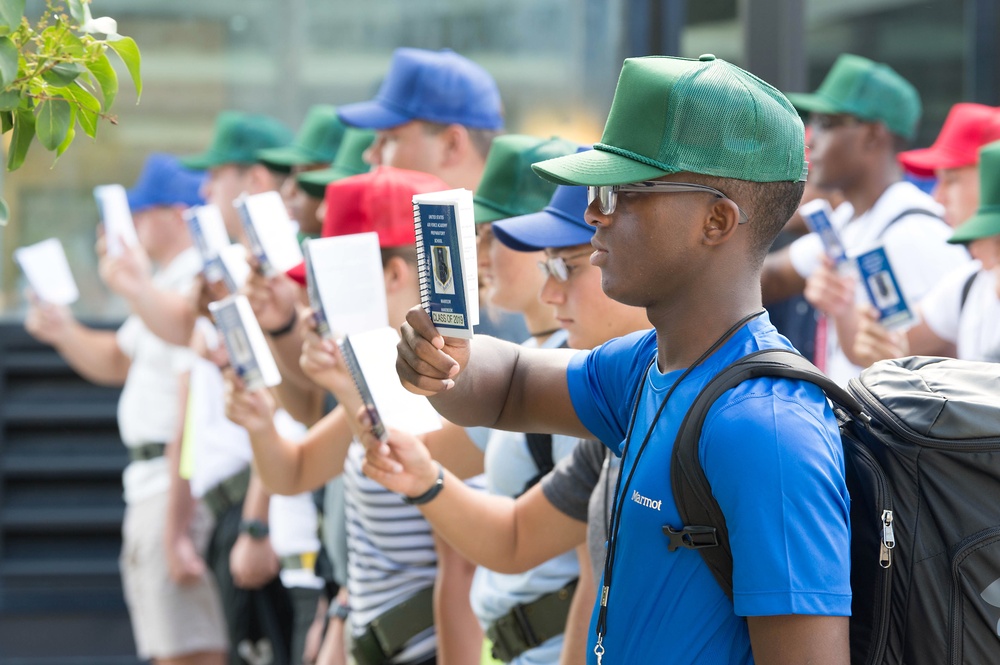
[240, 519, 269, 539]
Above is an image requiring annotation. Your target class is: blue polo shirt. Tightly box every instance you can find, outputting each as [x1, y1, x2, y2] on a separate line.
[567, 314, 851, 664]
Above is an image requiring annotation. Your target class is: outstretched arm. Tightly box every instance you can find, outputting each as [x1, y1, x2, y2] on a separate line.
[361, 424, 586, 574]
[397, 306, 589, 438]
[24, 301, 130, 386]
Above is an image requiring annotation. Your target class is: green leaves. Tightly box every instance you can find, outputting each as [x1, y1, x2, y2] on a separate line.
[64, 82, 100, 137]
[107, 36, 141, 99]
[8, 107, 33, 169]
[0, 0, 24, 32]
[36, 98, 71, 150]
[42, 62, 86, 87]
[0, 35, 16, 85]
[87, 51, 116, 111]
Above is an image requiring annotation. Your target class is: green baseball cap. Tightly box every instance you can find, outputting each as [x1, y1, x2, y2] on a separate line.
[786, 53, 921, 140]
[474, 135, 578, 224]
[948, 140, 1000, 244]
[181, 111, 294, 170]
[532, 55, 807, 187]
[256, 105, 347, 169]
[296, 128, 376, 199]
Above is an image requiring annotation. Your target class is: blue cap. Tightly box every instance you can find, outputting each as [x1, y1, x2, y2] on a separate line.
[126, 153, 206, 212]
[338, 48, 504, 130]
[492, 184, 593, 252]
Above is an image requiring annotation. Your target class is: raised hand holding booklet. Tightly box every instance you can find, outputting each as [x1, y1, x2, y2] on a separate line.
[304, 233, 389, 339]
[208, 294, 282, 391]
[93, 184, 139, 257]
[339, 326, 442, 443]
[412, 188, 479, 338]
[236, 191, 304, 277]
[183, 205, 231, 281]
[215, 244, 251, 294]
[856, 245, 917, 330]
[799, 199, 847, 265]
[15, 238, 79, 305]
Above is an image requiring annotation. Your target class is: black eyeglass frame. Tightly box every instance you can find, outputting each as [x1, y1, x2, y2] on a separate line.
[587, 181, 750, 224]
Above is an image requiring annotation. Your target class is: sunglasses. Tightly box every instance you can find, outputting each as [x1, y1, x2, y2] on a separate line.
[537, 250, 593, 282]
[587, 181, 749, 223]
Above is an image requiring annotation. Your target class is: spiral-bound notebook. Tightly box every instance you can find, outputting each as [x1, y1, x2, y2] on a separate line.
[183, 204, 231, 281]
[93, 184, 138, 257]
[212, 244, 251, 294]
[412, 188, 479, 338]
[208, 294, 282, 392]
[856, 245, 916, 330]
[235, 191, 304, 277]
[799, 199, 847, 265]
[303, 233, 388, 340]
[338, 327, 442, 444]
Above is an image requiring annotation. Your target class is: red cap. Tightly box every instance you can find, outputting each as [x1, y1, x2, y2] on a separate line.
[898, 103, 1000, 177]
[285, 166, 450, 285]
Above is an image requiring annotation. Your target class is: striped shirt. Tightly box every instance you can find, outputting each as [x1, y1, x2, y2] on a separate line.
[344, 441, 436, 663]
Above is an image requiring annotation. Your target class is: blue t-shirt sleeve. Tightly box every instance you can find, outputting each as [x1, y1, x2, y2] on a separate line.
[700, 379, 852, 618]
[566, 330, 657, 453]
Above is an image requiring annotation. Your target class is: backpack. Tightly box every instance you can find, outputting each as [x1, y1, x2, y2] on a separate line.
[666, 351, 1000, 664]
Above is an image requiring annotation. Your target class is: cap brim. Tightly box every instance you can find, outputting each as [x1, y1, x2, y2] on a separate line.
[474, 200, 508, 225]
[948, 211, 1000, 244]
[286, 261, 306, 286]
[492, 210, 594, 252]
[531, 149, 672, 186]
[784, 92, 845, 116]
[257, 145, 317, 169]
[298, 167, 356, 199]
[337, 100, 411, 130]
[898, 147, 973, 178]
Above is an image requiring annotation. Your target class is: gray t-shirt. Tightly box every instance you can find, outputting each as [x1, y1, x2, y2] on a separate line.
[541, 438, 618, 582]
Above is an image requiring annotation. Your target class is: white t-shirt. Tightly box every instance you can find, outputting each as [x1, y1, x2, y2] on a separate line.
[921, 261, 1000, 362]
[117, 247, 200, 504]
[789, 182, 970, 384]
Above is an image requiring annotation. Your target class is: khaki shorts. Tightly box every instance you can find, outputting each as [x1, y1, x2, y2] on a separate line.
[120, 489, 228, 660]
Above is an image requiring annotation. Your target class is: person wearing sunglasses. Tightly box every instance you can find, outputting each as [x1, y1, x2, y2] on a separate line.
[390, 54, 852, 665]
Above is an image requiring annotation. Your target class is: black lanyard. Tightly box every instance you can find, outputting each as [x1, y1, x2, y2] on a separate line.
[593, 310, 765, 664]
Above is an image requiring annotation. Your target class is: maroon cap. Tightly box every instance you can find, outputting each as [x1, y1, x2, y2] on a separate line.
[285, 166, 450, 285]
[898, 103, 1000, 177]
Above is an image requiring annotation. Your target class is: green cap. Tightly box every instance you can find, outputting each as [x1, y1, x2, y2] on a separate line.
[181, 112, 294, 170]
[949, 140, 1000, 244]
[532, 55, 807, 187]
[257, 106, 347, 169]
[786, 53, 921, 140]
[296, 128, 376, 199]
[474, 135, 577, 224]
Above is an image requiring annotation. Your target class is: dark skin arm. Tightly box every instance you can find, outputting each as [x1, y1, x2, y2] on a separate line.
[747, 614, 849, 665]
[396, 306, 589, 438]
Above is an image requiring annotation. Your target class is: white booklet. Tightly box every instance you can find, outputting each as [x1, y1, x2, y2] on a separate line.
[303, 232, 389, 339]
[14, 238, 80, 305]
[215, 243, 252, 294]
[412, 188, 479, 338]
[208, 294, 282, 392]
[236, 191, 304, 277]
[340, 326, 442, 441]
[93, 184, 139, 257]
[183, 204, 231, 281]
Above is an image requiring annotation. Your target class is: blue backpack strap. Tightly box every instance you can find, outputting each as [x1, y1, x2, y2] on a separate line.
[666, 349, 864, 599]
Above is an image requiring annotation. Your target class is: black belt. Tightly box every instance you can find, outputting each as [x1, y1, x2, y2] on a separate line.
[487, 578, 578, 662]
[352, 585, 435, 665]
[127, 442, 167, 462]
[201, 467, 251, 520]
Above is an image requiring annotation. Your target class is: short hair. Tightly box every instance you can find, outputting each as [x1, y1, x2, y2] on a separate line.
[420, 120, 501, 161]
[690, 173, 806, 266]
[380, 244, 418, 268]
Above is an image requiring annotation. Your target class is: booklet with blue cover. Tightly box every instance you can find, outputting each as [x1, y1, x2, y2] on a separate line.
[93, 184, 139, 257]
[799, 199, 847, 265]
[235, 191, 304, 277]
[412, 188, 479, 339]
[208, 294, 282, 391]
[856, 245, 917, 330]
[303, 233, 389, 340]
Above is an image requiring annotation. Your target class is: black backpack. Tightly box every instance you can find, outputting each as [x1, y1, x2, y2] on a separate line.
[666, 351, 1000, 664]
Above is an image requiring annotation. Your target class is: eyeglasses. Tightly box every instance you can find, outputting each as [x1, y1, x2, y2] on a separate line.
[587, 181, 749, 223]
[808, 114, 862, 132]
[537, 250, 592, 282]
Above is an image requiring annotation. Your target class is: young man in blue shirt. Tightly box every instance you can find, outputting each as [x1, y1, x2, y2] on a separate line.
[386, 54, 851, 665]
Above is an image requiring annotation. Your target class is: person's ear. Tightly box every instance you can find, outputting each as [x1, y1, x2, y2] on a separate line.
[383, 255, 412, 294]
[439, 124, 470, 167]
[702, 198, 741, 246]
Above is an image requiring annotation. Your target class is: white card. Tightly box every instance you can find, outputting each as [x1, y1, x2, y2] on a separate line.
[304, 233, 389, 338]
[15, 238, 80, 305]
[346, 326, 442, 436]
[238, 191, 304, 276]
[214, 243, 251, 294]
[94, 184, 139, 257]
[184, 205, 231, 274]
